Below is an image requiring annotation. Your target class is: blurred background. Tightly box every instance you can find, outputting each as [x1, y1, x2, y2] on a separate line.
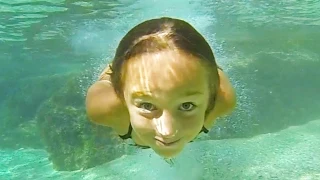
[0, 0, 319, 179]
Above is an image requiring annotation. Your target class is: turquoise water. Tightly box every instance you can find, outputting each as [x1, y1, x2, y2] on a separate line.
[2, 120, 320, 179]
[1, 0, 319, 179]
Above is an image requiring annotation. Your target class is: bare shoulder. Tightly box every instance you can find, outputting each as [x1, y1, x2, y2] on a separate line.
[85, 81, 116, 126]
[85, 80, 130, 134]
[204, 69, 236, 128]
[216, 69, 237, 113]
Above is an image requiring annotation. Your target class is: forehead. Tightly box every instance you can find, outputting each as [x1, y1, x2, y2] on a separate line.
[123, 50, 209, 97]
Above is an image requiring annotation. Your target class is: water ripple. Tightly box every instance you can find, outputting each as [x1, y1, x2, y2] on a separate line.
[0, 0, 121, 43]
[1, 0, 319, 43]
[211, 0, 320, 26]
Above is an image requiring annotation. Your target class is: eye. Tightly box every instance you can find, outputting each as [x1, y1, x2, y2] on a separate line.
[179, 102, 196, 111]
[139, 102, 156, 111]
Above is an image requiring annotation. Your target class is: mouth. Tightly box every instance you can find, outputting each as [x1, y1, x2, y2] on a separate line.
[155, 138, 181, 146]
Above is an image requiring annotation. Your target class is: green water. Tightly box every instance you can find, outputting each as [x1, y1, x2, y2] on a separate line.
[1, 0, 319, 179]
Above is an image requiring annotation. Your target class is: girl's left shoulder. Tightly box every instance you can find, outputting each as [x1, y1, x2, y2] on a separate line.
[204, 69, 236, 128]
[216, 69, 237, 115]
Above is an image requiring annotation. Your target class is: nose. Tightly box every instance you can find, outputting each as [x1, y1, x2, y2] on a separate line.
[154, 110, 178, 138]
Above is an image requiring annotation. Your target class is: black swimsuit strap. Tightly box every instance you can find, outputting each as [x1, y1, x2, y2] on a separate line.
[118, 124, 133, 139]
[119, 124, 209, 149]
[119, 123, 208, 141]
[201, 126, 209, 133]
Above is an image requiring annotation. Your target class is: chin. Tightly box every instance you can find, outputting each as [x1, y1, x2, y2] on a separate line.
[152, 144, 185, 158]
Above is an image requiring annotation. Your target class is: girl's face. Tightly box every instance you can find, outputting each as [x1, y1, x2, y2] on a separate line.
[123, 50, 210, 158]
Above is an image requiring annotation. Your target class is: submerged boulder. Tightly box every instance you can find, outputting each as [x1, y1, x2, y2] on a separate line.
[35, 71, 133, 171]
[0, 74, 69, 149]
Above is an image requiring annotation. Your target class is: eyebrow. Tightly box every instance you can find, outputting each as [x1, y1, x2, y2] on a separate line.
[131, 90, 204, 98]
[132, 91, 152, 98]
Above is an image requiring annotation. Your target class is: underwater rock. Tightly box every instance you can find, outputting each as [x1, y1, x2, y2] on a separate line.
[35, 71, 133, 171]
[0, 74, 70, 149]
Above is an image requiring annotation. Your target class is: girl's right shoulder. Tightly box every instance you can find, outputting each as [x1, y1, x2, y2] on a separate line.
[85, 78, 130, 134]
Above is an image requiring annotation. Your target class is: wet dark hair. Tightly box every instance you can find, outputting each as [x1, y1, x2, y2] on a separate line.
[110, 17, 220, 114]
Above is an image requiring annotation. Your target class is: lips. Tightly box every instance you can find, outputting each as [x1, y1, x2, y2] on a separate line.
[155, 138, 181, 146]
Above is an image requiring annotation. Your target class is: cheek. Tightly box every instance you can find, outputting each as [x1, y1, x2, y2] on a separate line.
[178, 113, 205, 135]
[184, 114, 204, 127]
[127, 107, 154, 134]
